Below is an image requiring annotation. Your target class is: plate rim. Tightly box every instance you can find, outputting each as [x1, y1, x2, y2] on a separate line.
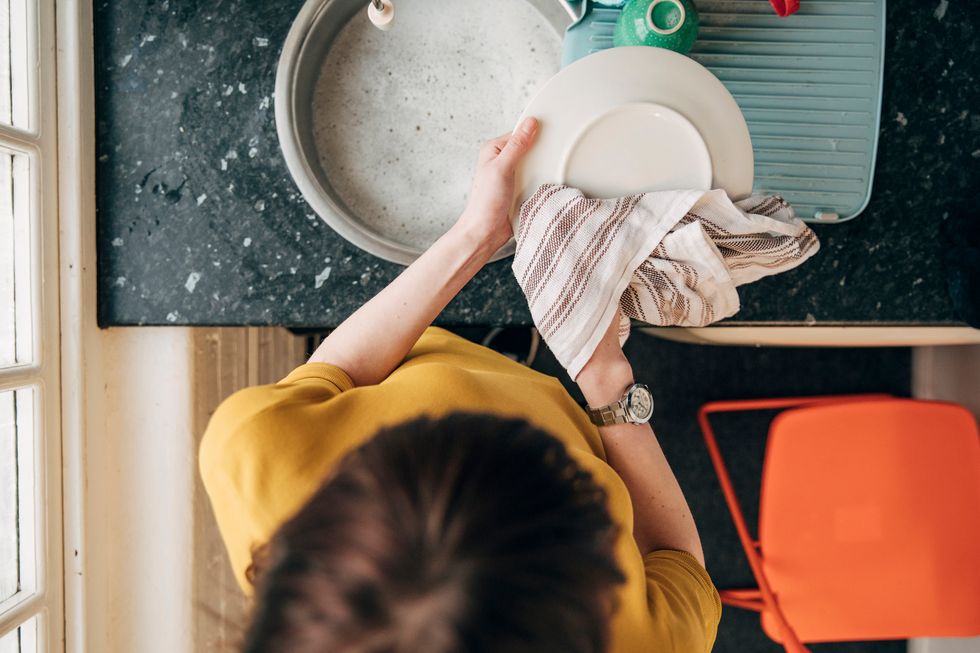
[512, 46, 754, 218]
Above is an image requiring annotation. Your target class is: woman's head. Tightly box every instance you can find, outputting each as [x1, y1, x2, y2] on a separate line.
[243, 413, 624, 653]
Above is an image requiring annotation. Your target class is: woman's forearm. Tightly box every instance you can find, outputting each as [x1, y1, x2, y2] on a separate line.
[307, 119, 539, 387]
[308, 222, 494, 386]
[577, 358, 705, 565]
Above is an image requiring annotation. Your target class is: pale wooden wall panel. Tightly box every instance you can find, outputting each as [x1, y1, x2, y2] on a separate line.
[192, 327, 308, 652]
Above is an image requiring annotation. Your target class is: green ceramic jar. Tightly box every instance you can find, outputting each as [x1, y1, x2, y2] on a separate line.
[613, 0, 700, 54]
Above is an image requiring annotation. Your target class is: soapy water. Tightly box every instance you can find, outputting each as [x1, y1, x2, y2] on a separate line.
[313, 0, 561, 253]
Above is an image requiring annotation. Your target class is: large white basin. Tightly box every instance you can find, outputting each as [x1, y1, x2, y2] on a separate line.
[276, 0, 568, 264]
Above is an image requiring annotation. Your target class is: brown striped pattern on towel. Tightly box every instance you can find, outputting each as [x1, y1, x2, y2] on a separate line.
[512, 184, 820, 378]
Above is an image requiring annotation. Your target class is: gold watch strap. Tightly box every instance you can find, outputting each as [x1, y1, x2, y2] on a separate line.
[587, 400, 630, 426]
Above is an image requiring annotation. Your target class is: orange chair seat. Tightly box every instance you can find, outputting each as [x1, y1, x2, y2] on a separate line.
[756, 399, 980, 643]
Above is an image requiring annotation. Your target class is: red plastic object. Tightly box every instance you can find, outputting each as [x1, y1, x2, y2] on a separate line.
[698, 396, 980, 652]
[769, 0, 801, 16]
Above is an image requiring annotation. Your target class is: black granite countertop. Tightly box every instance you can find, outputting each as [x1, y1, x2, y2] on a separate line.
[95, 0, 980, 328]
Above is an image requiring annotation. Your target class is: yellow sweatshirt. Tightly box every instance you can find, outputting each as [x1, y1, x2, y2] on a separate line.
[200, 327, 721, 652]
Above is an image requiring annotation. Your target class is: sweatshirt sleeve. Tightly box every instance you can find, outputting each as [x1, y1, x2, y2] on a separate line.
[643, 550, 723, 653]
[198, 362, 355, 593]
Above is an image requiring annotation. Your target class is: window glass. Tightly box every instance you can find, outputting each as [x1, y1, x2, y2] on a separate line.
[0, 149, 32, 368]
[0, 390, 31, 601]
[0, 0, 30, 128]
[0, 614, 37, 653]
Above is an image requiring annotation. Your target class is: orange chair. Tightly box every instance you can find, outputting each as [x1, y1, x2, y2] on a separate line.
[698, 396, 980, 652]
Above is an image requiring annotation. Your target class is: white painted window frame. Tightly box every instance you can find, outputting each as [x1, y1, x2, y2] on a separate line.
[55, 0, 95, 650]
[0, 0, 64, 649]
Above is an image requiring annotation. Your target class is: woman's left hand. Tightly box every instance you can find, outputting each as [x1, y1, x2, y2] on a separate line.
[457, 117, 539, 253]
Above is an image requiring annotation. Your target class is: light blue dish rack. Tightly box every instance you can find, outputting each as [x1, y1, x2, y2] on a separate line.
[559, 0, 886, 223]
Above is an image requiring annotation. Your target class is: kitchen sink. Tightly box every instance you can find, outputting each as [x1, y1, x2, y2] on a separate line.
[276, 0, 568, 265]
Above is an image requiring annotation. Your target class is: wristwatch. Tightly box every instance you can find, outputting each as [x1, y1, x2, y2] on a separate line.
[586, 383, 655, 426]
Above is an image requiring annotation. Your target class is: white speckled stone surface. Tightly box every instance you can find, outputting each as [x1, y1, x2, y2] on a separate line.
[313, 0, 562, 251]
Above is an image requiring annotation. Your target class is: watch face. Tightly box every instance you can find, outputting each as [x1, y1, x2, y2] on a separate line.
[628, 385, 654, 422]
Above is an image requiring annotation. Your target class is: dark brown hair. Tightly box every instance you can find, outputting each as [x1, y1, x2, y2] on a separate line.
[242, 413, 624, 653]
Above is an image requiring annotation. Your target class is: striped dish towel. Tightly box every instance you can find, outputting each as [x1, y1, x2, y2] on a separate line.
[512, 184, 820, 379]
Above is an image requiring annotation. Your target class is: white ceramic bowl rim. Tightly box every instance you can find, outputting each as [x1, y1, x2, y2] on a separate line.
[647, 0, 686, 36]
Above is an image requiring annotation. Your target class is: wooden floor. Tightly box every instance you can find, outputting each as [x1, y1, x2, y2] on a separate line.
[191, 328, 308, 652]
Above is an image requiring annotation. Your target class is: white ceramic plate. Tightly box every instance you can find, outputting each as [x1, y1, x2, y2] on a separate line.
[512, 46, 753, 215]
[561, 102, 713, 198]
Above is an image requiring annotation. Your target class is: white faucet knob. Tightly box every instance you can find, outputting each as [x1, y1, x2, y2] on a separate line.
[368, 0, 395, 31]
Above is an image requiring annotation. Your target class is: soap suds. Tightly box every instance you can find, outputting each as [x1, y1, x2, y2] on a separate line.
[312, 0, 560, 252]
